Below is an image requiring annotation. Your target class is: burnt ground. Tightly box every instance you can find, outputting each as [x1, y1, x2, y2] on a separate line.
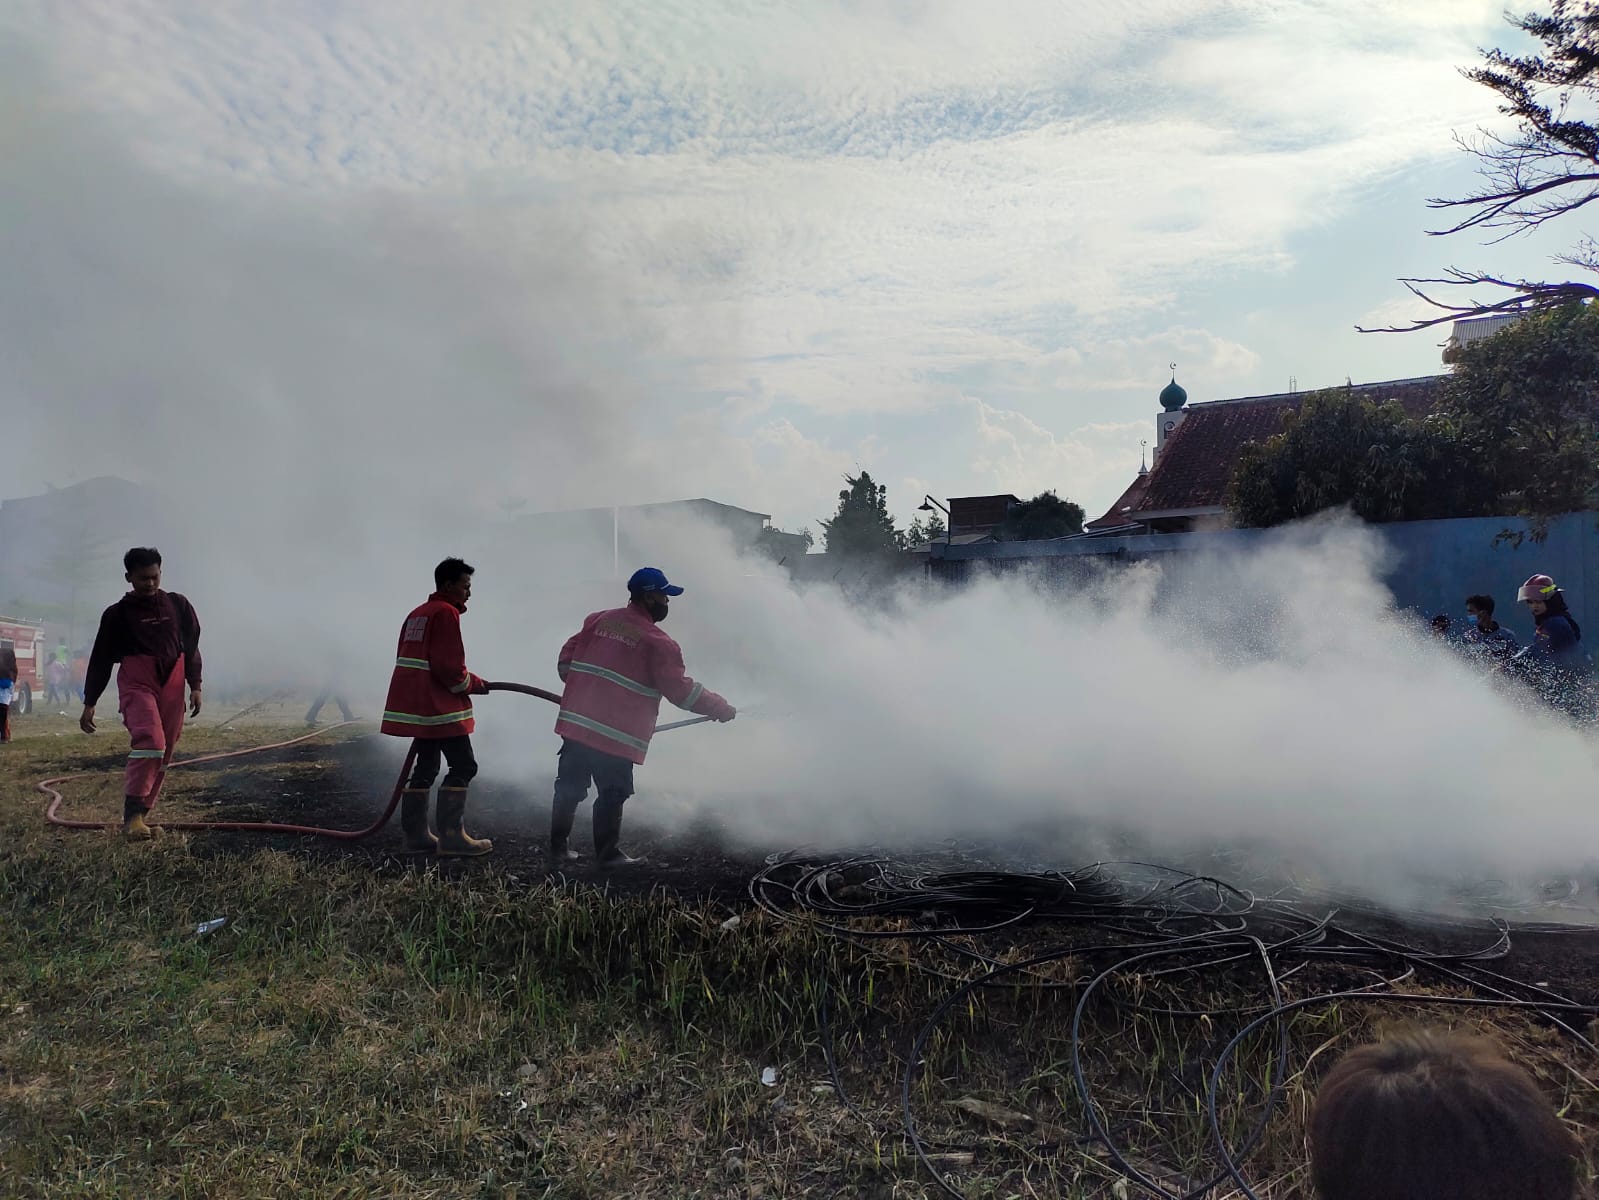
[83, 730, 1599, 1006]
[173, 733, 767, 902]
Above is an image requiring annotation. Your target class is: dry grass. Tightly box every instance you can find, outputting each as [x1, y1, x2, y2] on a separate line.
[2, 712, 1595, 1198]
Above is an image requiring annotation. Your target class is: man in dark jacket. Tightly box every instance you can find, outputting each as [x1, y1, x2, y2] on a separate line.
[80, 547, 203, 840]
[1462, 594, 1518, 659]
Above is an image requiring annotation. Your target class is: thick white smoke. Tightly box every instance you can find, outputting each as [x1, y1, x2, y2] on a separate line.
[468, 513, 1599, 890]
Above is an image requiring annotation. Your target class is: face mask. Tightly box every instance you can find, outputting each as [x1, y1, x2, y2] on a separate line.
[645, 599, 669, 623]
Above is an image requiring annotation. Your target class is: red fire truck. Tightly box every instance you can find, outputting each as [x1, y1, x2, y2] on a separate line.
[0, 616, 46, 715]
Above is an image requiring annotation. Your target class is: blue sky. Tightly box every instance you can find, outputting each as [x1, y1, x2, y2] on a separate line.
[6, 0, 1579, 533]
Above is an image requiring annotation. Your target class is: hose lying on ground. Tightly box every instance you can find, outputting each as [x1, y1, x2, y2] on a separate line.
[41, 680, 716, 839]
[751, 852, 1599, 1200]
[39, 723, 417, 839]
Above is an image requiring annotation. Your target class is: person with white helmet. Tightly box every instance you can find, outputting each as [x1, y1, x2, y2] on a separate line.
[1511, 574, 1594, 719]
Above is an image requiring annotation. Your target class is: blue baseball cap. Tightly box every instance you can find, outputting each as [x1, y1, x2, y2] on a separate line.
[627, 567, 684, 596]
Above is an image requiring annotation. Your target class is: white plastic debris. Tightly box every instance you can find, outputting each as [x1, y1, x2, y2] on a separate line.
[195, 918, 227, 936]
[760, 1066, 778, 1087]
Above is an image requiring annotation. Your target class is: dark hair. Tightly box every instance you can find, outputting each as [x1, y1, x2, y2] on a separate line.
[1466, 594, 1495, 617]
[434, 557, 474, 590]
[1535, 590, 1582, 639]
[124, 547, 162, 572]
[1431, 614, 1450, 629]
[1309, 1032, 1581, 1200]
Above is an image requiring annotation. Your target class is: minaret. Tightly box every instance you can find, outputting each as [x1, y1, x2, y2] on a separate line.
[1154, 364, 1187, 463]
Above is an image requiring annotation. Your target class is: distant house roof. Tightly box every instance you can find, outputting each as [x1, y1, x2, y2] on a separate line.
[1084, 471, 1152, 531]
[1443, 313, 1522, 363]
[632, 497, 772, 523]
[1088, 375, 1445, 526]
[517, 497, 771, 525]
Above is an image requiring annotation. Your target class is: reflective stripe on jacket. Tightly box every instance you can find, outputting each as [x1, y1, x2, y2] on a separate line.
[380, 594, 485, 739]
[554, 602, 730, 765]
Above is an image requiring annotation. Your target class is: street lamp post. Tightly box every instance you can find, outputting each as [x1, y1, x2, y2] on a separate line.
[918, 495, 952, 546]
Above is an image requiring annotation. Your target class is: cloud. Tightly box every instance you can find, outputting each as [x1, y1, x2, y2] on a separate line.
[968, 401, 1147, 512]
[18, 0, 1515, 424]
[634, 411, 859, 531]
[983, 327, 1262, 397]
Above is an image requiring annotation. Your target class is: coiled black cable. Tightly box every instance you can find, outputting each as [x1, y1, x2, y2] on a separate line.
[752, 851, 1599, 1199]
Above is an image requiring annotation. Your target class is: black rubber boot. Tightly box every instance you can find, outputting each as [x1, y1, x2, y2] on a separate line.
[593, 791, 642, 868]
[399, 788, 437, 854]
[549, 791, 582, 865]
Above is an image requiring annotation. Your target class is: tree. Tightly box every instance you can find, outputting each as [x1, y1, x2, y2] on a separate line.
[993, 490, 1085, 541]
[1225, 391, 1491, 527]
[1438, 301, 1599, 515]
[1362, 1, 1599, 330]
[818, 472, 902, 559]
[1233, 305, 1599, 528]
[899, 511, 947, 550]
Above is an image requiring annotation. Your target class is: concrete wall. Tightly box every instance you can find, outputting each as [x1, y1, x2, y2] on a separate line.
[930, 512, 1599, 641]
[1379, 514, 1598, 643]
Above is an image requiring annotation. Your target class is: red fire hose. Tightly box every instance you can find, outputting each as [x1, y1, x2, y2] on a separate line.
[39, 722, 417, 839]
[39, 681, 713, 839]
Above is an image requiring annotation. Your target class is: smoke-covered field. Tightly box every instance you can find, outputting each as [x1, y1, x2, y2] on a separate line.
[7, 39, 1598, 913]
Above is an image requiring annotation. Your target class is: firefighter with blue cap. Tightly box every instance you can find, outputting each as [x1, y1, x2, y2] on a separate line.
[550, 567, 737, 866]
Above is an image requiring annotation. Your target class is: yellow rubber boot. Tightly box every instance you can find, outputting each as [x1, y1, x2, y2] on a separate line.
[122, 797, 155, 842]
[436, 787, 492, 857]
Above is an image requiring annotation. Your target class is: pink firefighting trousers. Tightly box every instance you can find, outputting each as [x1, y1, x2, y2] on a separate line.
[119, 654, 186, 806]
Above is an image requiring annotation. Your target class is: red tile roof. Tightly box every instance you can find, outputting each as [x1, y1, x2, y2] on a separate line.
[1111, 375, 1445, 518]
[1085, 472, 1151, 530]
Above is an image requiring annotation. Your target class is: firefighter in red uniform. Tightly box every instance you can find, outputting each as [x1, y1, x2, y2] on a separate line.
[381, 558, 494, 856]
[550, 567, 736, 867]
[80, 547, 203, 841]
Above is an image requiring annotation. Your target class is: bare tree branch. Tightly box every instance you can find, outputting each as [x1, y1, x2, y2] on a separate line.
[1363, 1, 1599, 338]
[1425, 176, 1599, 236]
[1355, 272, 1599, 333]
